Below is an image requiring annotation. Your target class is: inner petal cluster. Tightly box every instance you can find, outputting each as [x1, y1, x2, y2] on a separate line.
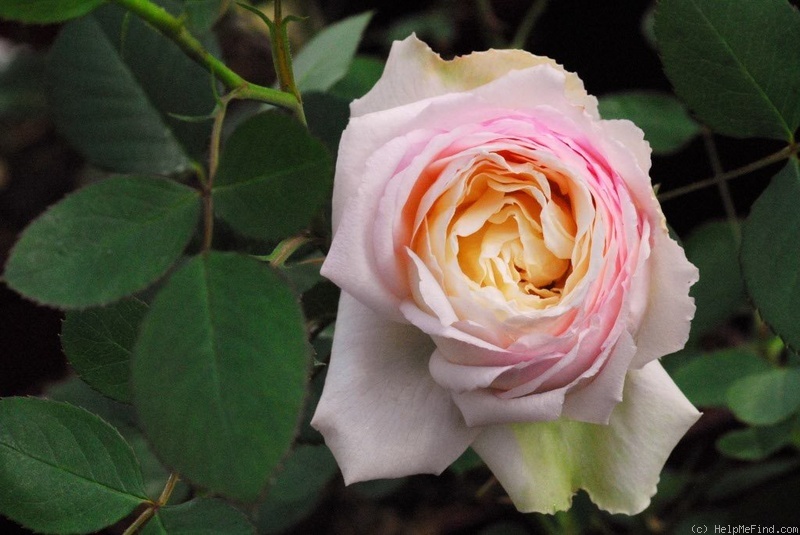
[453, 155, 574, 304]
[410, 142, 595, 329]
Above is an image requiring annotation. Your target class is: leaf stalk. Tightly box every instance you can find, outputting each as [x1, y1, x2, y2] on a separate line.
[658, 142, 799, 202]
[111, 0, 303, 119]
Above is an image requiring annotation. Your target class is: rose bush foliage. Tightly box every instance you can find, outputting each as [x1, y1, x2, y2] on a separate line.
[312, 36, 700, 514]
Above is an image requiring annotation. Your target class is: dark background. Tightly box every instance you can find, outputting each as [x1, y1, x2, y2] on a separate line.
[0, 1, 790, 533]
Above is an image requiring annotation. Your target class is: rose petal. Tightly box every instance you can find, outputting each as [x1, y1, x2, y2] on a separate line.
[452, 384, 569, 426]
[323, 131, 421, 321]
[311, 293, 479, 483]
[428, 349, 515, 393]
[631, 227, 699, 367]
[598, 118, 654, 205]
[353, 35, 598, 118]
[471, 361, 701, 514]
[561, 330, 637, 424]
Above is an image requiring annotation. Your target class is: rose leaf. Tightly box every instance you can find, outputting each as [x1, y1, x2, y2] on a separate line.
[132, 251, 309, 502]
[47, 4, 217, 174]
[61, 297, 149, 403]
[0, 397, 148, 534]
[655, 0, 800, 140]
[598, 91, 700, 154]
[213, 111, 332, 242]
[3, 176, 201, 309]
[741, 158, 800, 351]
[0, 0, 104, 23]
[140, 498, 255, 535]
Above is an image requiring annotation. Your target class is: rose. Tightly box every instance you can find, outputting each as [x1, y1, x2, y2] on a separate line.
[311, 36, 700, 515]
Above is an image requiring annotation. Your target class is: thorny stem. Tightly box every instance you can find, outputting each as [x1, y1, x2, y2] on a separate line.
[238, 0, 307, 125]
[111, 0, 304, 120]
[701, 128, 740, 240]
[264, 235, 314, 266]
[208, 92, 238, 180]
[657, 142, 799, 202]
[271, 0, 305, 124]
[157, 472, 181, 506]
[121, 507, 155, 535]
[201, 91, 237, 252]
[121, 473, 180, 535]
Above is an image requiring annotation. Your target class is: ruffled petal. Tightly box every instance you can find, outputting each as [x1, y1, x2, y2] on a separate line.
[330, 100, 433, 231]
[353, 35, 597, 118]
[323, 130, 422, 321]
[471, 361, 700, 514]
[311, 293, 479, 483]
[631, 228, 699, 367]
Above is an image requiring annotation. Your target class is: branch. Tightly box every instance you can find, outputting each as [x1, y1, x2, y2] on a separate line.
[658, 143, 798, 202]
[111, 0, 303, 118]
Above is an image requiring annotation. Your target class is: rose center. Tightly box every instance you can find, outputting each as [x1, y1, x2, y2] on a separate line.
[432, 153, 579, 307]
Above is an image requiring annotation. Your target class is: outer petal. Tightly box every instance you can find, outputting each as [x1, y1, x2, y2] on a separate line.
[311, 293, 479, 483]
[561, 330, 637, 424]
[329, 99, 435, 231]
[589, 118, 698, 366]
[631, 228, 699, 367]
[352, 35, 598, 118]
[471, 361, 700, 514]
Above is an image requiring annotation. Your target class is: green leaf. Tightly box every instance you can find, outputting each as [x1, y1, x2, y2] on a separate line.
[281, 256, 324, 295]
[182, 0, 224, 34]
[293, 12, 373, 93]
[295, 364, 326, 444]
[727, 367, 800, 425]
[257, 445, 338, 533]
[661, 347, 703, 377]
[0, 397, 147, 534]
[716, 420, 795, 461]
[46, 377, 190, 502]
[741, 158, 800, 350]
[141, 498, 255, 535]
[329, 56, 385, 101]
[683, 221, 746, 338]
[0, 50, 47, 119]
[132, 251, 309, 501]
[304, 92, 351, 155]
[449, 447, 484, 475]
[61, 297, 148, 403]
[47, 375, 138, 430]
[655, 0, 800, 140]
[597, 92, 700, 154]
[673, 348, 770, 407]
[641, 4, 657, 49]
[213, 111, 332, 241]
[0, 0, 105, 23]
[47, 5, 216, 174]
[4, 176, 200, 309]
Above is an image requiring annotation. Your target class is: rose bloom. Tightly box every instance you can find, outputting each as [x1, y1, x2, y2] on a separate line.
[312, 36, 700, 514]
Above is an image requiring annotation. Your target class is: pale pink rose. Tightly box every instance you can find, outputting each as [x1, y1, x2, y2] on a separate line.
[312, 36, 700, 514]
